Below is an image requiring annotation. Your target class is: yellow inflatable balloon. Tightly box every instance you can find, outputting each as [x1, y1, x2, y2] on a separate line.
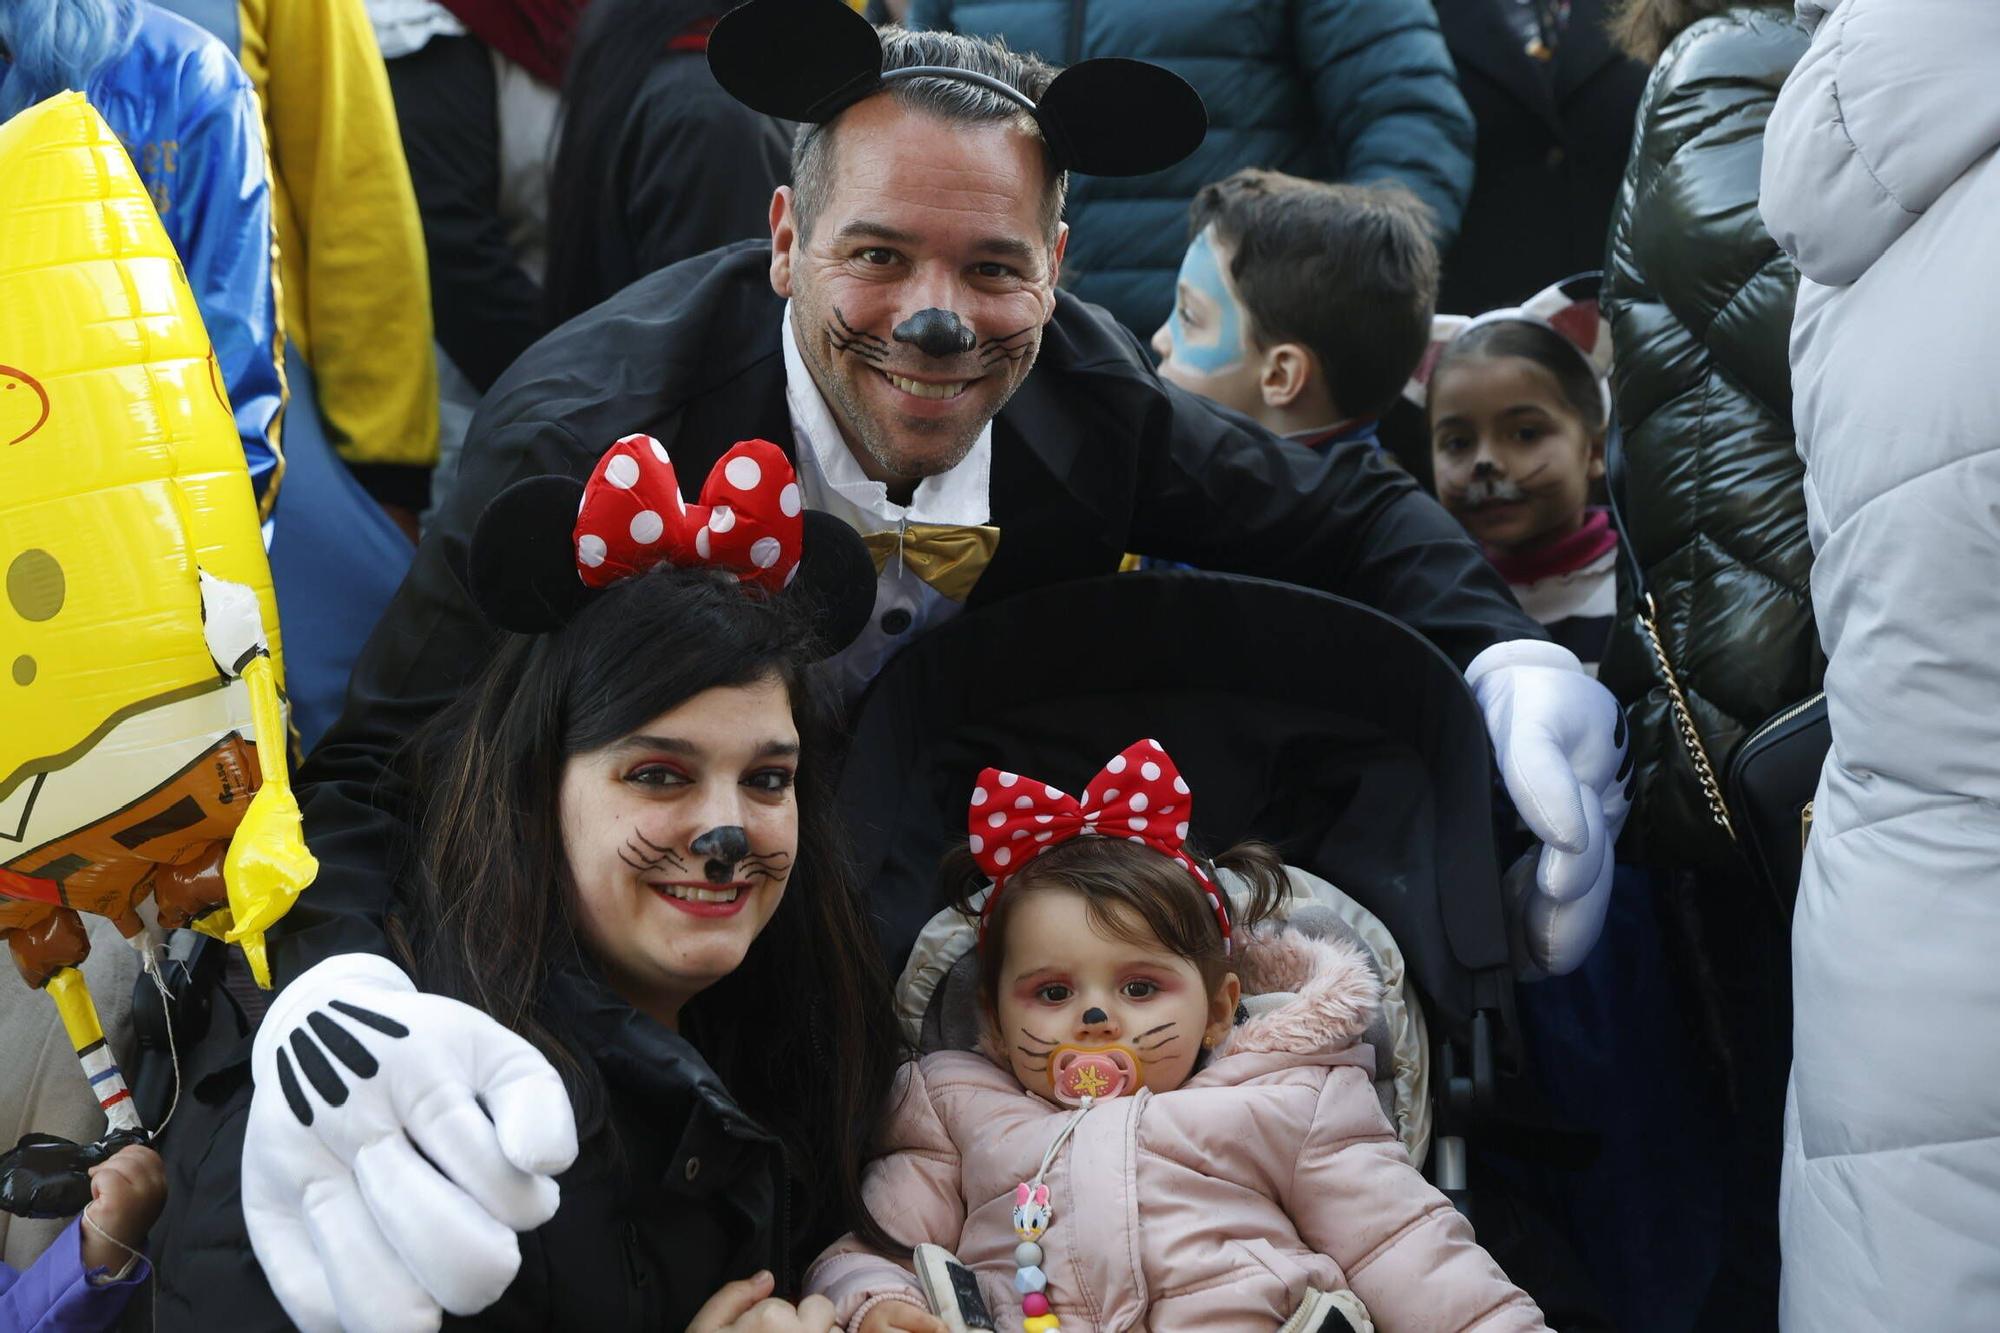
[0, 94, 316, 1125]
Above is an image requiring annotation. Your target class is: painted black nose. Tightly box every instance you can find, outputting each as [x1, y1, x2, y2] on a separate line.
[690, 826, 750, 883]
[893, 308, 976, 358]
[1081, 1007, 1108, 1026]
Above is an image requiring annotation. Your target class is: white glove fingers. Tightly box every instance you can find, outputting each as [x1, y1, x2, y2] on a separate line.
[403, 1084, 561, 1231]
[479, 1053, 580, 1177]
[1527, 869, 1615, 978]
[302, 1168, 443, 1333]
[1499, 728, 1590, 855]
[1535, 797, 1610, 905]
[244, 1199, 343, 1333]
[354, 1132, 524, 1316]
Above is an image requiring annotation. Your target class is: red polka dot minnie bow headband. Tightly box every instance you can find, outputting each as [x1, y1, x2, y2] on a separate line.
[467, 433, 876, 647]
[574, 435, 801, 593]
[969, 739, 1231, 954]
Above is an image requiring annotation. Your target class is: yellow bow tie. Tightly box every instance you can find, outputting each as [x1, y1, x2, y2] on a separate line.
[860, 524, 1001, 603]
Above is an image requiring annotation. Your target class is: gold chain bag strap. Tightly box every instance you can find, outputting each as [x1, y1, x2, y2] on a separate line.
[1634, 594, 1736, 841]
[1603, 403, 1738, 844]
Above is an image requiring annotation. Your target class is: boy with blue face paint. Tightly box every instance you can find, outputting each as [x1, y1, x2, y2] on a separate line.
[1153, 170, 1439, 452]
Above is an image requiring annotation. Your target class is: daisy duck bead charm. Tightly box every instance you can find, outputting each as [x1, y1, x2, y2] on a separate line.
[1012, 1182, 1051, 1241]
[1011, 1182, 1059, 1327]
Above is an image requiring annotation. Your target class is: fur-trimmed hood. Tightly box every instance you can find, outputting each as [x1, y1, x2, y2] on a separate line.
[1217, 924, 1383, 1060]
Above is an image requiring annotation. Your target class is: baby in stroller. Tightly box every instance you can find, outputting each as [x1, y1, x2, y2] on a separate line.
[807, 739, 1547, 1333]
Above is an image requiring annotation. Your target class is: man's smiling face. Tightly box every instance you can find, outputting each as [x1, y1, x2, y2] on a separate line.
[770, 96, 1066, 490]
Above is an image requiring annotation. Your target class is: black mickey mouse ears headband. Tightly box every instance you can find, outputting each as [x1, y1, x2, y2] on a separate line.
[708, 0, 1208, 178]
[468, 435, 878, 660]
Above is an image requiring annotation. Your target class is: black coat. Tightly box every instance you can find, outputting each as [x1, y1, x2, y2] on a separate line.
[542, 51, 791, 325]
[1596, 10, 1816, 873]
[145, 964, 799, 1331]
[1434, 0, 1649, 314]
[271, 239, 1542, 982]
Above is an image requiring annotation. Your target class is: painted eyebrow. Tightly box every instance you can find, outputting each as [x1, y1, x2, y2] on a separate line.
[1013, 966, 1068, 984]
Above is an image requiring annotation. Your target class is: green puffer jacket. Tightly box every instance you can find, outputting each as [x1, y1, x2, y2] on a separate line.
[903, 0, 1473, 338]
[1597, 8, 1820, 874]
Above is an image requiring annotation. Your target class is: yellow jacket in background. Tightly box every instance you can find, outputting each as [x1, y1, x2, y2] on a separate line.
[230, 0, 440, 469]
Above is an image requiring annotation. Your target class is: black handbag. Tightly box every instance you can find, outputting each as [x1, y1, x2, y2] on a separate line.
[1724, 693, 1829, 916]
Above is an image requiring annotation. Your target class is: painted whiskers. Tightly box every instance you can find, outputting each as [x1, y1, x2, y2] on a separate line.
[828, 308, 889, 365]
[979, 324, 1036, 369]
[618, 832, 686, 874]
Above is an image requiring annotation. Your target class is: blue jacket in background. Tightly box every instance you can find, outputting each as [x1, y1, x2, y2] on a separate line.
[904, 0, 1475, 337]
[81, 3, 284, 508]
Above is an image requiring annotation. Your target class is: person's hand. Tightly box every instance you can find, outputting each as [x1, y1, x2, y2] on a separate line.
[79, 1144, 165, 1272]
[1466, 640, 1632, 975]
[859, 1298, 947, 1333]
[686, 1271, 840, 1332]
[242, 952, 578, 1333]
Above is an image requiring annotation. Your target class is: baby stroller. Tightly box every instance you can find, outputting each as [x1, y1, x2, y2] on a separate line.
[835, 570, 1520, 1214]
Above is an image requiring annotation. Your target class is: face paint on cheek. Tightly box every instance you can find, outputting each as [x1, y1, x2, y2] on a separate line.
[617, 831, 687, 874]
[740, 851, 792, 885]
[1169, 230, 1248, 377]
[1014, 1026, 1058, 1071]
[826, 307, 889, 364]
[978, 323, 1038, 368]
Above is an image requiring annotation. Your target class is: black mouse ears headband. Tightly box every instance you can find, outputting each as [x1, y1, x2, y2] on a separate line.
[708, 0, 1207, 178]
[468, 434, 878, 658]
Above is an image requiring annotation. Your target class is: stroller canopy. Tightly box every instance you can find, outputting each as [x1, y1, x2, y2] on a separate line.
[836, 571, 1511, 1043]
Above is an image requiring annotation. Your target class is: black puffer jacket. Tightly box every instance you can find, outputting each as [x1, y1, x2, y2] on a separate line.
[1597, 8, 1820, 873]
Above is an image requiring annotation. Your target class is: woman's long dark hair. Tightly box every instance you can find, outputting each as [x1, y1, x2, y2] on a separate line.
[543, 0, 717, 324]
[402, 566, 903, 1253]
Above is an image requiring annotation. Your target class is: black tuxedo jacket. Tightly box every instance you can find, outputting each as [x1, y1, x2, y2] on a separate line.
[1435, 0, 1649, 314]
[272, 241, 1539, 979]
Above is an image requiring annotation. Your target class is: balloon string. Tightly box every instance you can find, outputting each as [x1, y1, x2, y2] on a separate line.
[140, 948, 182, 1138]
[81, 1204, 146, 1274]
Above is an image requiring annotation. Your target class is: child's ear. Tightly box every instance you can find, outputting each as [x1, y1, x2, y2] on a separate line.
[1587, 429, 1608, 481]
[1258, 343, 1312, 409]
[1205, 972, 1243, 1047]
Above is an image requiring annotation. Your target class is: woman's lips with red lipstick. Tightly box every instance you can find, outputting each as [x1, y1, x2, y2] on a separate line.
[649, 881, 752, 917]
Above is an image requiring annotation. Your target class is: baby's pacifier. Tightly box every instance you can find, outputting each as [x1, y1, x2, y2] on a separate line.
[1048, 1045, 1142, 1106]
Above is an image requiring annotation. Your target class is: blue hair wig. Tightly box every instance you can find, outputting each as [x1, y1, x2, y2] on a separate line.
[0, 0, 143, 122]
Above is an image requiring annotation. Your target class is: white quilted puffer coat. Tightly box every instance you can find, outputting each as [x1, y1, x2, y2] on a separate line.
[1759, 1, 2000, 1325]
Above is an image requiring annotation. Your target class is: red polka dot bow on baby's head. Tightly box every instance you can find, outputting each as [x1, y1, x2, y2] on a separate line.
[969, 739, 1231, 954]
[574, 435, 802, 595]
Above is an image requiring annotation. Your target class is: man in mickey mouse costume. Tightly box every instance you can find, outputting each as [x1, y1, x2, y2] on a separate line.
[209, 2, 1629, 1327]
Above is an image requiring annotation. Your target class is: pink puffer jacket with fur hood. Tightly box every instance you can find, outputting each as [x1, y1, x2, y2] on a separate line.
[808, 928, 1547, 1332]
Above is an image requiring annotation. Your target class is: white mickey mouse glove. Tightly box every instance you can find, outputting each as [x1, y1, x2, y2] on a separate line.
[243, 953, 578, 1332]
[1467, 640, 1632, 976]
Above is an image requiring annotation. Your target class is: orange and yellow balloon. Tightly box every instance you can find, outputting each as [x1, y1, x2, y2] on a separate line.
[0, 93, 315, 1130]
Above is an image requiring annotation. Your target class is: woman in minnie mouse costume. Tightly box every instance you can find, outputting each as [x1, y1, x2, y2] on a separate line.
[242, 435, 902, 1331]
[197, 2, 1631, 1327]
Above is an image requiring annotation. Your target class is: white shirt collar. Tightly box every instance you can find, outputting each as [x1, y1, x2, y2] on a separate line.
[780, 302, 991, 530]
